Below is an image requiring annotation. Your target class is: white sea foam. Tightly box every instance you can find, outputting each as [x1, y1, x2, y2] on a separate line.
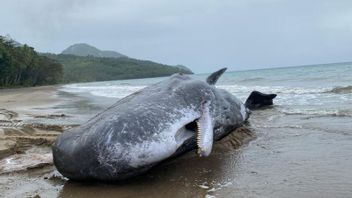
[278, 108, 352, 117]
[62, 79, 349, 101]
[217, 85, 330, 95]
[61, 72, 352, 121]
[62, 84, 145, 98]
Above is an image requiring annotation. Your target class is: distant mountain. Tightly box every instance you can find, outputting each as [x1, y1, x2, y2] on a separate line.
[61, 43, 126, 58]
[57, 43, 194, 82]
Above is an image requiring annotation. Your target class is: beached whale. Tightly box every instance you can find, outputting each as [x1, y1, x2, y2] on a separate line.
[52, 68, 276, 181]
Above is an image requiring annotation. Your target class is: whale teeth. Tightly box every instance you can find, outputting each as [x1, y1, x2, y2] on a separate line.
[196, 120, 202, 156]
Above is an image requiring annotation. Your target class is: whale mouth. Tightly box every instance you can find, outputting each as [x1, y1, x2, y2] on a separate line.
[174, 103, 213, 157]
[185, 119, 199, 132]
[175, 119, 199, 146]
[175, 112, 213, 157]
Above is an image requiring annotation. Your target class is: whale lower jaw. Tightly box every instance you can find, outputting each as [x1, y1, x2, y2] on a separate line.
[175, 102, 214, 158]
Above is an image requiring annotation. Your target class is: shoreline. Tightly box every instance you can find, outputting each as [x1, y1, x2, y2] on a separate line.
[0, 85, 61, 119]
[0, 85, 81, 167]
[0, 85, 93, 197]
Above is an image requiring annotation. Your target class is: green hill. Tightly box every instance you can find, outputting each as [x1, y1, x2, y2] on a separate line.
[1, 37, 193, 88]
[43, 53, 193, 83]
[61, 43, 126, 58]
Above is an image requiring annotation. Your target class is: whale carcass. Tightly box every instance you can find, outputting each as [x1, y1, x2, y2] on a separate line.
[52, 68, 276, 181]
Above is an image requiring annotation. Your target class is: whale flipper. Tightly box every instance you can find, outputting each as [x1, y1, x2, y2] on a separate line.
[206, 68, 227, 85]
[245, 91, 277, 110]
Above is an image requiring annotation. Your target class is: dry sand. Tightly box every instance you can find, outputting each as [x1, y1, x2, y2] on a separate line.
[0, 86, 83, 176]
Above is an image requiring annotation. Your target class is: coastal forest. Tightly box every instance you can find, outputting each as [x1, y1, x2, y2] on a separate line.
[0, 37, 192, 88]
[43, 54, 192, 83]
[0, 36, 63, 87]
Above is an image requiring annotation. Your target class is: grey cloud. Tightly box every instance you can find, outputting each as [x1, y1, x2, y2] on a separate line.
[1, 0, 352, 73]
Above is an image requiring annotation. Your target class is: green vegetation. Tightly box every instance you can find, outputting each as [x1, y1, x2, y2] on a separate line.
[0, 38, 193, 88]
[0, 36, 63, 87]
[57, 43, 192, 82]
[43, 53, 193, 83]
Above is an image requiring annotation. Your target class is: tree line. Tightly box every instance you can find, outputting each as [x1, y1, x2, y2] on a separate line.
[43, 54, 193, 83]
[1, 37, 193, 88]
[0, 36, 63, 87]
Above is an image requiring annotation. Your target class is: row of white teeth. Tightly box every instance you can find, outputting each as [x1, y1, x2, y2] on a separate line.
[196, 120, 203, 156]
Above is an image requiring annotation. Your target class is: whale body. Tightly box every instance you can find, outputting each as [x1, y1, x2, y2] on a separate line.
[52, 68, 276, 181]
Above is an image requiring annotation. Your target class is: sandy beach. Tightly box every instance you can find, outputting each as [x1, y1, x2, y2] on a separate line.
[1, 80, 352, 198]
[0, 86, 58, 158]
[0, 85, 254, 197]
[0, 86, 85, 197]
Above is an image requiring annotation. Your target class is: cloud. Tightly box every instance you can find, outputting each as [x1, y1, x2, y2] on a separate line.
[1, 0, 352, 73]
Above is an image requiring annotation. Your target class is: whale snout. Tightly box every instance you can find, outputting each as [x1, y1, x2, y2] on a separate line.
[52, 107, 214, 181]
[53, 124, 179, 180]
[52, 136, 85, 180]
[53, 128, 110, 180]
[52, 144, 78, 179]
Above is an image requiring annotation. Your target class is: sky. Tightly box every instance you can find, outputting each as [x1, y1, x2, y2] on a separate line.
[1, 0, 352, 73]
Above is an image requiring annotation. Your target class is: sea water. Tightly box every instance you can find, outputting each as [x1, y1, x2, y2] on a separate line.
[62, 62, 352, 119]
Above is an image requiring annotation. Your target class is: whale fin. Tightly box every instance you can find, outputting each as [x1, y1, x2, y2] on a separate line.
[245, 91, 277, 110]
[206, 68, 227, 85]
[196, 101, 213, 157]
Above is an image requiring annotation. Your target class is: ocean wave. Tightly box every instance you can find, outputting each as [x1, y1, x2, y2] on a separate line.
[306, 77, 328, 81]
[279, 109, 352, 117]
[253, 124, 303, 129]
[218, 85, 329, 94]
[61, 84, 145, 98]
[62, 81, 350, 101]
[239, 77, 265, 82]
[325, 86, 352, 94]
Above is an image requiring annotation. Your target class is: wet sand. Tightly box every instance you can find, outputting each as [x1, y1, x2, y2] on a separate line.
[1, 86, 352, 198]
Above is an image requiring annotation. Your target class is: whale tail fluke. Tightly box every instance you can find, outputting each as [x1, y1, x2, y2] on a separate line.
[245, 91, 277, 110]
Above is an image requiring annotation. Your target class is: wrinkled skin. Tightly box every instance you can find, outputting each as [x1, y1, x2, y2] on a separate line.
[53, 70, 249, 181]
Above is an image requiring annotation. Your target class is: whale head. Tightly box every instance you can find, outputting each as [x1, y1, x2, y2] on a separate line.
[53, 68, 249, 181]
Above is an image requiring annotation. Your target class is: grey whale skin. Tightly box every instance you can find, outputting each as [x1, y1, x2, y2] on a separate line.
[53, 68, 276, 181]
